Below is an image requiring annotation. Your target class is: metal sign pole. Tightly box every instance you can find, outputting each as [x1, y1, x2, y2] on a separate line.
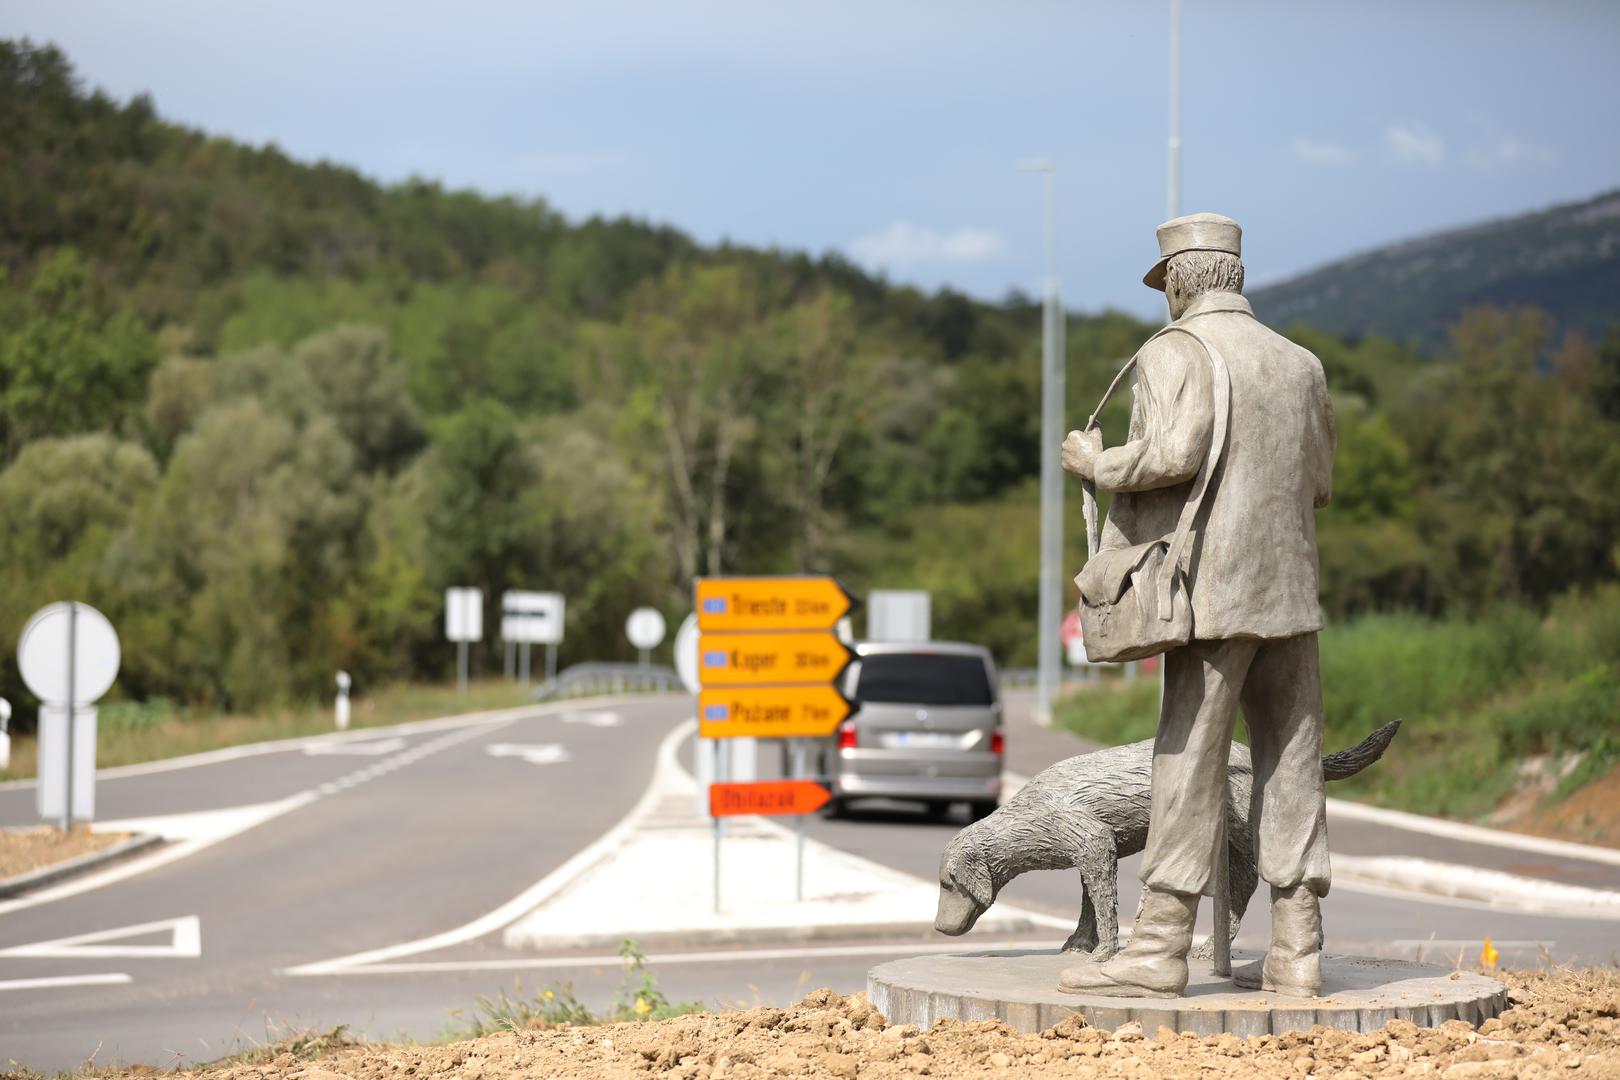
[546, 641, 557, 681]
[712, 740, 725, 915]
[519, 641, 531, 688]
[793, 739, 807, 902]
[62, 603, 78, 833]
[457, 639, 468, 695]
[504, 639, 515, 680]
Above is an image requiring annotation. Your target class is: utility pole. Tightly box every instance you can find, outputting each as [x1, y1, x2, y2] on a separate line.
[1168, 0, 1183, 220]
[1019, 159, 1065, 725]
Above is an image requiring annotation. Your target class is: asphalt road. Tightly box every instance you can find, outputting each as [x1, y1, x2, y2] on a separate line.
[1, 690, 1616, 1072]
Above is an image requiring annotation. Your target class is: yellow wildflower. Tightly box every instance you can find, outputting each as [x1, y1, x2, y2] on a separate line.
[634, 997, 653, 1016]
[1481, 936, 1499, 969]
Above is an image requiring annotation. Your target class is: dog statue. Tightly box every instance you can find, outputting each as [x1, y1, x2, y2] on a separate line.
[934, 720, 1399, 960]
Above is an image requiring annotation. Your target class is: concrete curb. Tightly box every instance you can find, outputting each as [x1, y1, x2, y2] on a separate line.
[1333, 854, 1620, 920]
[0, 832, 164, 898]
[505, 912, 1052, 953]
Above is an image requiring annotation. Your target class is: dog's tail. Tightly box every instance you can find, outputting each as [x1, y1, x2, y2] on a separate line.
[1322, 719, 1401, 781]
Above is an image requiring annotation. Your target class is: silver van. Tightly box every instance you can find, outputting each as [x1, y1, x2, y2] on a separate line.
[822, 641, 1003, 819]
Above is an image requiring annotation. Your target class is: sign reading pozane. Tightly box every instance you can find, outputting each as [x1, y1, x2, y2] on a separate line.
[698, 685, 856, 739]
[710, 780, 831, 818]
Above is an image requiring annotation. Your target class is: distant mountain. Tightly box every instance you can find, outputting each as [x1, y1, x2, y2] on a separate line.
[1250, 189, 1620, 350]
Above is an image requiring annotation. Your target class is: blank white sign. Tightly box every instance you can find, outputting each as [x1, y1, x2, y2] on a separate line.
[445, 588, 483, 642]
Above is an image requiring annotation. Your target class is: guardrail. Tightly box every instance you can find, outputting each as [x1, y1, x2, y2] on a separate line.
[533, 662, 685, 701]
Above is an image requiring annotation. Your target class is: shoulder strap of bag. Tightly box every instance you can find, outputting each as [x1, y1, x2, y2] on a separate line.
[1155, 324, 1231, 619]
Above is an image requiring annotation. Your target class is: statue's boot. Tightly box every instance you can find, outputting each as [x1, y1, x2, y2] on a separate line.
[1057, 888, 1196, 998]
[1232, 885, 1323, 998]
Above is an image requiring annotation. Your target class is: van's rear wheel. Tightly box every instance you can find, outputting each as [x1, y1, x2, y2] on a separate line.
[923, 800, 952, 819]
[969, 800, 998, 822]
[821, 797, 846, 819]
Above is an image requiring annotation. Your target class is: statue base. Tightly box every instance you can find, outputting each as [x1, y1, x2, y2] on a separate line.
[867, 949, 1507, 1037]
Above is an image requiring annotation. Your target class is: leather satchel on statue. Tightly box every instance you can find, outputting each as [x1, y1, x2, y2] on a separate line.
[1075, 325, 1232, 663]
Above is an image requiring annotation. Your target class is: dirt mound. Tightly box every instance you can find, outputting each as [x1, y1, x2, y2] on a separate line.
[82, 969, 1620, 1079]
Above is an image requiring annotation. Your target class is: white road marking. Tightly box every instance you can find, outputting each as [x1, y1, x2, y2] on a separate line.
[485, 743, 571, 766]
[0, 972, 133, 992]
[293, 938, 1063, 976]
[0, 915, 200, 959]
[285, 719, 698, 976]
[303, 738, 408, 756]
[561, 711, 623, 728]
[1, 713, 511, 916]
[1326, 796, 1620, 868]
[0, 694, 661, 789]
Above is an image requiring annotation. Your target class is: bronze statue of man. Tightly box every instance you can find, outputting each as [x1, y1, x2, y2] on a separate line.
[1057, 213, 1337, 999]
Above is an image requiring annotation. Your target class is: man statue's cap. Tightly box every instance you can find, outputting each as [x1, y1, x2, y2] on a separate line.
[1143, 212, 1242, 291]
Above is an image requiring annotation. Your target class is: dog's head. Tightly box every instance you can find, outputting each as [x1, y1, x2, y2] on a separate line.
[934, 829, 995, 936]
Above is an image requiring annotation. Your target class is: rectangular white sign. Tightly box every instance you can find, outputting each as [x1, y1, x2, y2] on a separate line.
[502, 591, 564, 644]
[445, 587, 483, 642]
[867, 589, 931, 643]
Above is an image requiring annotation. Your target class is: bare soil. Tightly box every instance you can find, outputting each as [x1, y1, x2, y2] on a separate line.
[0, 826, 129, 879]
[57, 967, 1618, 1080]
[1517, 762, 1620, 849]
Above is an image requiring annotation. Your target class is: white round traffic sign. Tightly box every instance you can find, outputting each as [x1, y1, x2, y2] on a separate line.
[18, 601, 121, 705]
[673, 613, 700, 693]
[626, 607, 667, 650]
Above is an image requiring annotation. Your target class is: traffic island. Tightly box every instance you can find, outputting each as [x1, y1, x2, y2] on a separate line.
[867, 949, 1508, 1036]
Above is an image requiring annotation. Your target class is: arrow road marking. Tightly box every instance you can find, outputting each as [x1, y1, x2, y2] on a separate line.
[0, 915, 201, 959]
[0, 972, 134, 992]
[561, 712, 622, 728]
[485, 743, 571, 766]
[303, 737, 408, 756]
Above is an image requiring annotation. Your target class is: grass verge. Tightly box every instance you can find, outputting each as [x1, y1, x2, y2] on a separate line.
[0, 680, 538, 782]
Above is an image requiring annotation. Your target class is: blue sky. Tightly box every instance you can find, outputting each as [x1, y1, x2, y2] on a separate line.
[6, 1, 1617, 318]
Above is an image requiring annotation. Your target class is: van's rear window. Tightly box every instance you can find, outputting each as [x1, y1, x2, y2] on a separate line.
[855, 653, 993, 706]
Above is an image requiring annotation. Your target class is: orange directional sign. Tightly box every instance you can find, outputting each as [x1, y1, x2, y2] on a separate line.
[695, 577, 854, 632]
[710, 780, 831, 818]
[698, 632, 853, 687]
[699, 685, 857, 739]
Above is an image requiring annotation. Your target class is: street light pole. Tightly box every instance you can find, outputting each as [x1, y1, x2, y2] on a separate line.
[1168, 0, 1183, 220]
[1019, 159, 1065, 726]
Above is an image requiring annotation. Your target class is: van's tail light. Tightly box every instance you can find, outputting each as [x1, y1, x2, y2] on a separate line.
[990, 728, 1005, 755]
[838, 722, 858, 750]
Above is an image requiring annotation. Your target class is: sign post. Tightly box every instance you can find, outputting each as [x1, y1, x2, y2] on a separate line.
[19, 601, 121, 830]
[0, 699, 11, 773]
[696, 576, 855, 912]
[445, 588, 483, 694]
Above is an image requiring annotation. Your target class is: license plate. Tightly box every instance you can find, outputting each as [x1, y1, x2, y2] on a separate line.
[881, 731, 962, 749]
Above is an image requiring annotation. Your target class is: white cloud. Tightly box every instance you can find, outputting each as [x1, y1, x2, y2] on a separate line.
[1384, 123, 1445, 166]
[1290, 137, 1356, 166]
[848, 221, 1007, 267]
[1463, 134, 1558, 170]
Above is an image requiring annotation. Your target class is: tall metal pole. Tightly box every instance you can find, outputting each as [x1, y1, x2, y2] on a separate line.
[1168, 0, 1183, 220]
[1021, 160, 1065, 726]
[62, 603, 78, 832]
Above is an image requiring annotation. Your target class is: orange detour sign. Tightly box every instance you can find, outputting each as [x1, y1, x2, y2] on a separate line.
[695, 577, 854, 632]
[699, 685, 856, 739]
[697, 631, 853, 687]
[710, 780, 831, 818]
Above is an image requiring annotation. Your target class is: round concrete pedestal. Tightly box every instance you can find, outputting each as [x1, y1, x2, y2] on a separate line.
[868, 950, 1507, 1037]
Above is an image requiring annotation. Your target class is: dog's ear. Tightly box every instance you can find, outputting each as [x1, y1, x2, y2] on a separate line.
[947, 854, 994, 909]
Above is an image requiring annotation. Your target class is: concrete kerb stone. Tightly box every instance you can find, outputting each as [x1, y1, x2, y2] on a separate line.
[868, 949, 1507, 1037]
[0, 832, 164, 898]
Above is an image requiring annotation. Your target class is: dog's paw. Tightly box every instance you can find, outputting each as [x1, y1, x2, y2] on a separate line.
[1061, 940, 1117, 963]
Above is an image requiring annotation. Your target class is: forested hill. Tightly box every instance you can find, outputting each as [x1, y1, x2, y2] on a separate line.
[1250, 187, 1620, 349]
[1, 38, 1617, 718]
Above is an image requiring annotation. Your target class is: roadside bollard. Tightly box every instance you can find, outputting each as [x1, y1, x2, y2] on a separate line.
[335, 671, 351, 730]
[0, 698, 10, 772]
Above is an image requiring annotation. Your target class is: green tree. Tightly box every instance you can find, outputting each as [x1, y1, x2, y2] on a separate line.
[0, 249, 158, 458]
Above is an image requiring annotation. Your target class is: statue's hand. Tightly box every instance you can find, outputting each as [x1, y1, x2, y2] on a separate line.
[1062, 428, 1102, 479]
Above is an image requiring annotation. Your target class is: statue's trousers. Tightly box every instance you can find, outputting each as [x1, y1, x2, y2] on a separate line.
[1140, 633, 1332, 898]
